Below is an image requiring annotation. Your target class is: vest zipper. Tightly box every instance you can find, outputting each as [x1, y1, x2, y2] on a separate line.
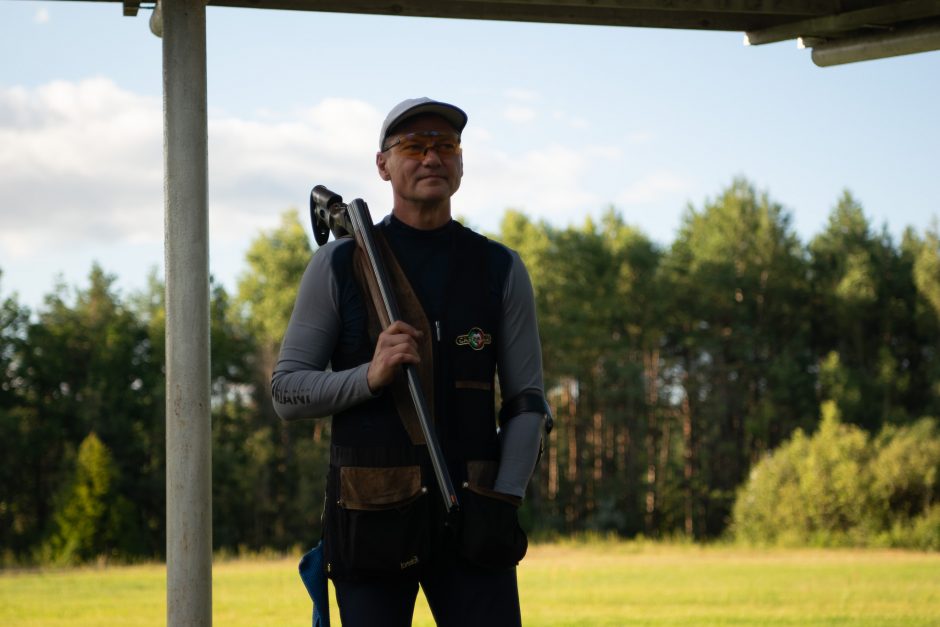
[433, 320, 443, 438]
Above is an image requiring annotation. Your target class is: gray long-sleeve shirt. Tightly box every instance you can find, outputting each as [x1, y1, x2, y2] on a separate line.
[271, 215, 545, 497]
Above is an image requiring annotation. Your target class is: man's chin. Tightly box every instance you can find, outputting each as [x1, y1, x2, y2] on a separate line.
[414, 182, 453, 199]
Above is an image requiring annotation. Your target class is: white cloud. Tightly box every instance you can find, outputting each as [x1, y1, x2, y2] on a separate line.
[568, 116, 589, 129]
[551, 110, 589, 130]
[585, 145, 623, 160]
[0, 78, 163, 258]
[0, 80, 390, 263]
[0, 80, 398, 306]
[505, 88, 539, 102]
[207, 97, 388, 242]
[460, 140, 598, 229]
[503, 105, 536, 123]
[0, 78, 635, 302]
[625, 130, 655, 145]
[34, 8, 50, 24]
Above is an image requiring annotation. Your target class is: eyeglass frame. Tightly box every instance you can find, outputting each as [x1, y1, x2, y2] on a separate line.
[380, 130, 463, 159]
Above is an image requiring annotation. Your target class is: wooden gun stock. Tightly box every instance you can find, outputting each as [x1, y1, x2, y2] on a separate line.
[310, 185, 459, 515]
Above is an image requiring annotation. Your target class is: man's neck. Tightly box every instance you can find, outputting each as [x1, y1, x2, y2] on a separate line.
[392, 202, 452, 230]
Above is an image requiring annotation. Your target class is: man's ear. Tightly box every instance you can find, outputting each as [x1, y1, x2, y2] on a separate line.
[376, 152, 391, 181]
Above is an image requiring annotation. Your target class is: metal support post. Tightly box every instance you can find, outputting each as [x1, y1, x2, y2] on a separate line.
[162, 0, 212, 625]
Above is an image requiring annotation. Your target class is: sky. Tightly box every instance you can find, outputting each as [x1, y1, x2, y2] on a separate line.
[2, 1, 939, 311]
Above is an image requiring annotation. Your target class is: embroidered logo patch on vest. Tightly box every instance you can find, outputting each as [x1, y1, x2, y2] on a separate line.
[455, 327, 492, 351]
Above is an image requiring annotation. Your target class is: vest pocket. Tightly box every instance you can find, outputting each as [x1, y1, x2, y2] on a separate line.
[325, 464, 429, 579]
[457, 460, 528, 570]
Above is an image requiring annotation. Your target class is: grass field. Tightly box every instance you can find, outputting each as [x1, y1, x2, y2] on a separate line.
[1, 541, 939, 626]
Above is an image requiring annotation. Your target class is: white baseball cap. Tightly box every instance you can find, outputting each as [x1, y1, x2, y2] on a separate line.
[379, 97, 468, 149]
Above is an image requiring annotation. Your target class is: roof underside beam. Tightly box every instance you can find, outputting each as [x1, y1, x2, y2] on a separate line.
[457, 0, 837, 13]
[103, 0, 940, 54]
[745, 0, 940, 44]
[203, 0, 834, 31]
[811, 17, 940, 64]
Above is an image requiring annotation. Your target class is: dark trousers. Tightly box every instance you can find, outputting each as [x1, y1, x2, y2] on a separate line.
[333, 562, 521, 627]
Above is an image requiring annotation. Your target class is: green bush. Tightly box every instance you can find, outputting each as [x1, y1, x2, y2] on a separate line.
[732, 404, 940, 549]
[907, 504, 940, 550]
[42, 433, 140, 564]
[732, 428, 809, 545]
[871, 418, 940, 524]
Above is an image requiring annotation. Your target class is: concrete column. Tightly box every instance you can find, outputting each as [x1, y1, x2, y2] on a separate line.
[162, 1, 212, 625]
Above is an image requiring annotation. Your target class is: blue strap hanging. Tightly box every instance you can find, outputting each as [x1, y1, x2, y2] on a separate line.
[298, 540, 330, 627]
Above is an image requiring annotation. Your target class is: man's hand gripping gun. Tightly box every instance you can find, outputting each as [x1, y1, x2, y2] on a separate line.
[309, 185, 459, 516]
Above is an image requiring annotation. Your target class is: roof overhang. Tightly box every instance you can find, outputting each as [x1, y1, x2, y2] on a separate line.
[111, 0, 940, 66]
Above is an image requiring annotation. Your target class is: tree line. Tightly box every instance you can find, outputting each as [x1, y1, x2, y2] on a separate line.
[1, 178, 938, 563]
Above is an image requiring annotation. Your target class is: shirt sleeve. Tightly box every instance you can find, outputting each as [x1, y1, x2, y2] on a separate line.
[493, 247, 547, 498]
[271, 241, 376, 422]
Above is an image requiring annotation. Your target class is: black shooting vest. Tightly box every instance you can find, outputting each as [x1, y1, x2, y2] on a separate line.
[323, 218, 508, 580]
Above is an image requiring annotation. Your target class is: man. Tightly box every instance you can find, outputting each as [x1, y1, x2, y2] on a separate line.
[272, 97, 548, 626]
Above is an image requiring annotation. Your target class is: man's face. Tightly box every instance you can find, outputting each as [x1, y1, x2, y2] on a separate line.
[376, 114, 463, 209]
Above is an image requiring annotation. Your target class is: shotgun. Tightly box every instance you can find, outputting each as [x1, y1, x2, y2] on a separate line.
[309, 185, 459, 516]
